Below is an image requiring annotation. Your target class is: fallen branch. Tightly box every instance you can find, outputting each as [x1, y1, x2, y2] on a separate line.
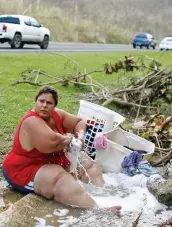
[132, 211, 143, 227]
[152, 149, 172, 167]
[147, 72, 172, 88]
[132, 193, 147, 227]
[21, 69, 58, 80]
[11, 79, 64, 86]
[42, 51, 80, 71]
[157, 116, 172, 133]
[12, 54, 172, 121]
[145, 113, 161, 127]
[102, 97, 157, 109]
[155, 147, 172, 152]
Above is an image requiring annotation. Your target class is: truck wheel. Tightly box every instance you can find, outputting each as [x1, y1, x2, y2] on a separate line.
[11, 34, 22, 49]
[20, 42, 24, 48]
[40, 35, 49, 49]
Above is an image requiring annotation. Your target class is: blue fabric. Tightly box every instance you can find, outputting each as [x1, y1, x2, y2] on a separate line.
[2, 166, 34, 194]
[137, 163, 160, 177]
[121, 151, 160, 177]
[121, 151, 143, 176]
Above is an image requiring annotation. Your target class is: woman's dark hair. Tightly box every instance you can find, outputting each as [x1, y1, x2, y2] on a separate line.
[35, 86, 58, 106]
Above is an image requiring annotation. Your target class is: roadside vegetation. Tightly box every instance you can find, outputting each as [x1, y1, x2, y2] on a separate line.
[1, 0, 172, 43]
[0, 52, 172, 159]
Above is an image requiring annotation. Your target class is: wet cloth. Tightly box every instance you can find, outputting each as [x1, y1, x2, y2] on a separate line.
[121, 151, 143, 176]
[137, 162, 160, 177]
[121, 151, 159, 177]
[94, 133, 107, 150]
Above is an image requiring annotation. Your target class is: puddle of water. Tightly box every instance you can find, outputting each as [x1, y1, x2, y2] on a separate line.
[30, 200, 85, 227]
[0, 191, 5, 208]
[0, 178, 25, 214]
[0, 179, 10, 208]
[0, 179, 9, 189]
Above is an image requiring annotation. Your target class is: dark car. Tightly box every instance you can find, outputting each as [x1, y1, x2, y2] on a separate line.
[133, 33, 156, 49]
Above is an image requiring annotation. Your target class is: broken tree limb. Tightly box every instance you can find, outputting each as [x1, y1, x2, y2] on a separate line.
[152, 149, 172, 167]
[11, 80, 64, 86]
[12, 54, 172, 121]
[34, 69, 40, 83]
[21, 69, 58, 80]
[147, 72, 172, 88]
[155, 147, 172, 152]
[102, 97, 157, 109]
[157, 116, 172, 133]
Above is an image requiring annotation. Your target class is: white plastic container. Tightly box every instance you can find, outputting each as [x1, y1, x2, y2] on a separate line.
[78, 100, 125, 156]
[78, 100, 125, 132]
[95, 127, 155, 173]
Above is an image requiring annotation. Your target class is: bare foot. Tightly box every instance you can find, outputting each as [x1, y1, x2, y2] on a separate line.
[105, 205, 122, 216]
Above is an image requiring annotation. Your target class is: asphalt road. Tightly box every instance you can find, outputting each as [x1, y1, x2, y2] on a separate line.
[0, 42, 158, 53]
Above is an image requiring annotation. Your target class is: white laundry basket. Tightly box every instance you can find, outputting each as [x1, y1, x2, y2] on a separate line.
[78, 100, 125, 132]
[77, 100, 125, 157]
[95, 127, 155, 173]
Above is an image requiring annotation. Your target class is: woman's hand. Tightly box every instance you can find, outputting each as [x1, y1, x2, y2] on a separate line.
[75, 131, 85, 150]
[56, 133, 74, 152]
[64, 133, 74, 141]
[63, 132, 85, 151]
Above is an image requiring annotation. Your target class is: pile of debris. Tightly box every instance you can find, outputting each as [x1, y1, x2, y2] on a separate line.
[132, 114, 172, 172]
[78, 55, 172, 113]
[13, 55, 171, 114]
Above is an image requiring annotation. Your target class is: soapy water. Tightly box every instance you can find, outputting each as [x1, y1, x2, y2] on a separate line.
[33, 173, 172, 227]
[0, 179, 9, 189]
[0, 179, 8, 208]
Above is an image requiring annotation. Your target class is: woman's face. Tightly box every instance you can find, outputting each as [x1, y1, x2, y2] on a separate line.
[34, 93, 56, 120]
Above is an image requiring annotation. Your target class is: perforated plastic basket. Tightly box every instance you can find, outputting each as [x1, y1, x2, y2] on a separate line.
[78, 100, 125, 157]
[78, 100, 125, 132]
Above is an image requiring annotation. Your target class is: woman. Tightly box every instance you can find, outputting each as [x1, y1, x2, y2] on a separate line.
[2, 86, 121, 213]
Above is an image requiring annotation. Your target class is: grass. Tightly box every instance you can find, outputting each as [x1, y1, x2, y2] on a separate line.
[0, 51, 172, 154]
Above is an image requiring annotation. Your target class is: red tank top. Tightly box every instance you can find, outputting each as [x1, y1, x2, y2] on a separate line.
[3, 110, 70, 186]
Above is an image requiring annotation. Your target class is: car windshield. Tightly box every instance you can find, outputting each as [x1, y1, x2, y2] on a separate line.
[135, 34, 147, 38]
[164, 38, 172, 42]
[0, 16, 20, 24]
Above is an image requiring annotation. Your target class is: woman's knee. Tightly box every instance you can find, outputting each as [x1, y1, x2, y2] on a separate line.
[78, 162, 103, 184]
[34, 164, 67, 198]
[34, 164, 65, 182]
[79, 151, 95, 169]
[88, 162, 103, 175]
[52, 171, 83, 202]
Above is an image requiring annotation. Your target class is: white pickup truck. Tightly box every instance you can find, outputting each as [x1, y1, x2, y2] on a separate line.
[0, 14, 51, 49]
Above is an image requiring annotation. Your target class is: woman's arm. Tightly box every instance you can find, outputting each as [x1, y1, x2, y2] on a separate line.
[20, 116, 72, 153]
[57, 108, 86, 142]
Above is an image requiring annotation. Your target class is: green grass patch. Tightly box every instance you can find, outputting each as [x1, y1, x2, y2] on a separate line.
[0, 51, 172, 153]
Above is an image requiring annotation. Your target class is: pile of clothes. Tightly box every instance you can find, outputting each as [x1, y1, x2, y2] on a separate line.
[121, 150, 159, 177]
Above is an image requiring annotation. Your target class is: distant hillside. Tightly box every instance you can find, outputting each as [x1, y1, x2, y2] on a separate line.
[1, 0, 172, 43]
[39, 0, 172, 40]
